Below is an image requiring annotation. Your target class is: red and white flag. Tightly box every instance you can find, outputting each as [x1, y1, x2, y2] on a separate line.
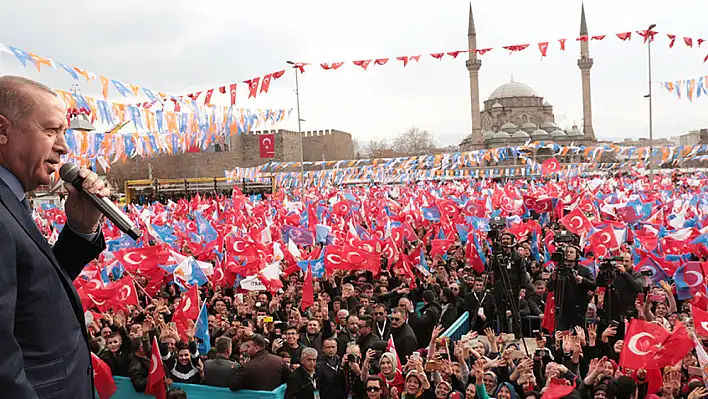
[541, 157, 560, 175]
[693, 304, 708, 337]
[146, 336, 167, 399]
[259, 134, 275, 158]
[91, 353, 116, 399]
[619, 319, 669, 369]
[386, 337, 403, 372]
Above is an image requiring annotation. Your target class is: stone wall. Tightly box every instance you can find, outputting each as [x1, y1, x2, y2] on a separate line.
[107, 128, 354, 188]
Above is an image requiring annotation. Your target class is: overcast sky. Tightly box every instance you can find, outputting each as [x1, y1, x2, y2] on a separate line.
[0, 0, 706, 148]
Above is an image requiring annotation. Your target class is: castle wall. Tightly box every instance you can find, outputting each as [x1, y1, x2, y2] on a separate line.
[106, 128, 354, 188]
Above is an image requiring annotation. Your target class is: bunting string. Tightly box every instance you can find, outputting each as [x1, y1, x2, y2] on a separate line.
[0, 43, 285, 106]
[285, 29, 708, 72]
[225, 142, 708, 189]
[659, 74, 708, 101]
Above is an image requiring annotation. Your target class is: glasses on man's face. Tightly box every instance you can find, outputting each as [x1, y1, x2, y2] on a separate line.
[375, 312, 385, 316]
[367, 386, 381, 392]
[391, 317, 402, 322]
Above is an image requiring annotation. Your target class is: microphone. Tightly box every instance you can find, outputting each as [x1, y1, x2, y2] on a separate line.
[60, 163, 142, 240]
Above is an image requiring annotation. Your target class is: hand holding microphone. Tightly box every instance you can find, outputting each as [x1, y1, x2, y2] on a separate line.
[60, 163, 141, 240]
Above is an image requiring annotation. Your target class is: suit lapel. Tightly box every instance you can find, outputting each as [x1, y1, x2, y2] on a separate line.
[0, 182, 86, 324]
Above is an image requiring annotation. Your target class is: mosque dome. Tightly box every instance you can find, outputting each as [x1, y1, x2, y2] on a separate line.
[567, 127, 584, 137]
[540, 122, 557, 132]
[488, 81, 538, 101]
[500, 122, 518, 133]
[531, 129, 549, 138]
[482, 131, 496, 140]
[550, 129, 567, 137]
[492, 102, 503, 109]
[493, 131, 511, 139]
[521, 122, 537, 133]
[512, 131, 530, 138]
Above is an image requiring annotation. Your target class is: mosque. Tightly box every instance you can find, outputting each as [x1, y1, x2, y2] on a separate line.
[459, 4, 598, 150]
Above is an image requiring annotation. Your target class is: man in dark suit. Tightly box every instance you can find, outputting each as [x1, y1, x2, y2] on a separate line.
[285, 347, 319, 399]
[204, 336, 238, 387]
[0, 75, 109, 398]
[229, 334, 290, 392]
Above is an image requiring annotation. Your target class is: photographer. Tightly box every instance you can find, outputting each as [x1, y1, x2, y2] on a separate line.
[547, 245, 596, 331]
[595, 252, 643, 324]
[490, 231, 533, 336]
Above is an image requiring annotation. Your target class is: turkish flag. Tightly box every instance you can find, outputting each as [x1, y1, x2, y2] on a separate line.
[244, 77, 260, 98]
[541, 157, 560, 175]
[619, 319, 670, 369]
[173, 284, 200, 321]
[229, 83, 237, 105]
[646, 321, 694, 369]
[541, 292, 556, 333]
[559, 208, 592, 235]
[260, 73, 273, 94]
[300, 264, 314, 311]
[111, 278, 139, 311]
[91, 353, 117, 399]
[259, 134, 275, 158]
[693, 304, 708, 337]
[538, 42, 549, 57]
[146, 336, 167, 399]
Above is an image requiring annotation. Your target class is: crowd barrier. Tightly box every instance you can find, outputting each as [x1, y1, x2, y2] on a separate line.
[441, 311, 470, 342]
[112, 376, 286, 399]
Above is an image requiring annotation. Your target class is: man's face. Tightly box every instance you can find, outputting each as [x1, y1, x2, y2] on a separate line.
[374, 306, 387, 322]
[474, 281, 484, 292]
[358, 320, 370, 336]
[307, 320, 320, 335]
[101, 327, 112, 338]
[163, 337, 177, 353]
[535, 284, 546, 296]
[565, 247, 577, 261]
[107, 336, 121, 353]
[214, 301, 226, 313]
[0, 88, 68, 191]
[366, 381, 382, 399]
[244, 341, 260, 357]
[337, 311, 348, 325]
[323, 339, 337, 357]
[398, 298, 410, 309]
[285, 329, 299, 345]
[301, 352, 317, 373]
[391, 312, 404, 328]
[622, 253, 633, 269]
[347, 316, 359, 333]
[360, 297, 370, 308]
[178, 349, 190, 365]
[450, 284, 460, 296]
[501, 234, 512, 246]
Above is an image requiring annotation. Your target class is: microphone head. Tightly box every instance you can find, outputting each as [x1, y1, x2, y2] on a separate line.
[59, 163, 80, 183]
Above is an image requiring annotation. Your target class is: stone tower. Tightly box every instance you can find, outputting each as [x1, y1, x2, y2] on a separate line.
[466, 3, 483, 146]
[577, 3, 596, 140]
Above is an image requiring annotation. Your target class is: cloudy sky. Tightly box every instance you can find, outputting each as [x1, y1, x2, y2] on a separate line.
[0, 0, 706, 147]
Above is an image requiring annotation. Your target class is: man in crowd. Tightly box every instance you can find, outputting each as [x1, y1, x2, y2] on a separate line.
[285, 347, 319, 398]
[203, 336, 238, 387]
[229, 334, 290, 391]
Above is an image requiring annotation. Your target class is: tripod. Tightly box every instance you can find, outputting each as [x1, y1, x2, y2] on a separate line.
[494, 253, 530, 356]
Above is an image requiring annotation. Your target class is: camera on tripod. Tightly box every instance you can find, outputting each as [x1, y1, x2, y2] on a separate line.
[488, 216, 507, 254]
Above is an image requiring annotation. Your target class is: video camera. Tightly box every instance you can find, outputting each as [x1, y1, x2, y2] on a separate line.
[488, 217, 507, 255]
[597, 255, 624, 285]
[550, 230, 577, 266]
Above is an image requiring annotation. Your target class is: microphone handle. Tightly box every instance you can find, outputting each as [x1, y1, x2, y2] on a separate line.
[69, 180, 142, 240]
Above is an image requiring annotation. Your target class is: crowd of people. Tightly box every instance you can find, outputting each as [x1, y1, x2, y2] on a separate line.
[63, 171, 708, 399]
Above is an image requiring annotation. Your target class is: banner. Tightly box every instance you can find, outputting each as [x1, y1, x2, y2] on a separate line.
[660, 75, 708, 101]
[259, 133, 275, 158]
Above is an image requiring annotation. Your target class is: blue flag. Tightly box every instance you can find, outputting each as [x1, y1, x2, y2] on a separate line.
[195, 303, 211, 354]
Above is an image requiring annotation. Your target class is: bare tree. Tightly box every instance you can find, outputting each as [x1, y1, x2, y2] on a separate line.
[392, 126, 437, 155]
[352, 138, 364, 159]
[365, 139, 393, 158]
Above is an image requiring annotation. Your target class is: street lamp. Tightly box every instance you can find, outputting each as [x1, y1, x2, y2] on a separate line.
[645, 23, 656, 180]
[286, 61, 306, 201]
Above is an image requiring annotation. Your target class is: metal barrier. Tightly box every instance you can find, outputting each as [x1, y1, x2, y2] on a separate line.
[441, 311, 470, 342]
[112, 376, 286, 399]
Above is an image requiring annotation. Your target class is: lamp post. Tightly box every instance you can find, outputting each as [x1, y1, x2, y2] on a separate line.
[286, 61, 306, 201]
[644, 23, 656, 181]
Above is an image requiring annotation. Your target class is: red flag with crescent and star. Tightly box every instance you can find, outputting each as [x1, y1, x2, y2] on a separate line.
[91, 353, 117, 399]
[259, 134, 275, 158]
[146, 336, 167, 399]
[541, 157, 560, 175]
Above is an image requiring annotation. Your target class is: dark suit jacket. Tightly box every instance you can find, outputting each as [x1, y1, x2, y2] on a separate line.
[285, 366, 319, 399]
[0, 180, 105, 398]
[204, 355, 238, 387]
[229, 349, 290, 392]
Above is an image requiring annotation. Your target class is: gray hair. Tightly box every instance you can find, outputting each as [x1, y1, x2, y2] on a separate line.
[301, 347, 318, 360]
[0, 75, 57, 123]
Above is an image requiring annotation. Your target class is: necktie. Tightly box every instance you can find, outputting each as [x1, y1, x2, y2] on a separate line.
[21, 197, 32, 216]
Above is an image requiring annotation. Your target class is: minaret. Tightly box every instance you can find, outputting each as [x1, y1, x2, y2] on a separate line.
[577, 3, 596, 140]
[466, 3, 483, 147]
